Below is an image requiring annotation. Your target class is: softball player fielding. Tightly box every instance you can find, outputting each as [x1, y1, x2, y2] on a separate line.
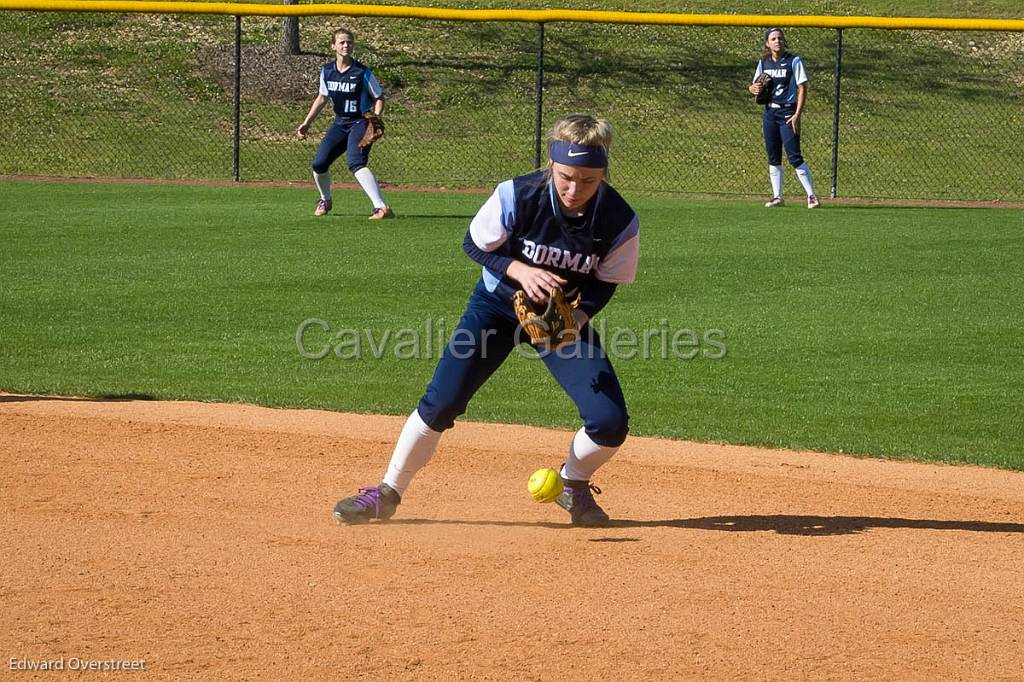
[334, 114, 640, 528]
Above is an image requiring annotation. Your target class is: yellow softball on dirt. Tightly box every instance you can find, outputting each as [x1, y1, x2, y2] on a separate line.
[527, 467, 564, 503]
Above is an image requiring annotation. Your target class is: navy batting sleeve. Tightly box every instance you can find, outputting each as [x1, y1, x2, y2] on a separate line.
[577, 279, 617, 319]
[463, 229, 514, 276]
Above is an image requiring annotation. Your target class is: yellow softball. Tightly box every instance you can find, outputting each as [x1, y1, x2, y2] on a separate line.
[527, 467, 563, 503]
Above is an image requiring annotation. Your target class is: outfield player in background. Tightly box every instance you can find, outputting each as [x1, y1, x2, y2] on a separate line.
[297, 28, 394, 219]
[749, 28, 821, 209]
[334, 114, 640, 528]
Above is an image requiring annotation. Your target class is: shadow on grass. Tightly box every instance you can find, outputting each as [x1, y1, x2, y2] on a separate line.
[0, 393, 156, 403]
[385, 515, 1024, 536]
[310, 211, 478, 220]
[391, 213, 479, 219]
[824, 204, 1014, 211]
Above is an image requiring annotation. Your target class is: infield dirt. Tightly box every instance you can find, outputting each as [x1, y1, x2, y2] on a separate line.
[2, 395, 1022, 680]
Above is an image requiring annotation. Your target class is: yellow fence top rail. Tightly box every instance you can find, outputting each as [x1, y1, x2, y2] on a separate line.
[2, 0, 1023, 31]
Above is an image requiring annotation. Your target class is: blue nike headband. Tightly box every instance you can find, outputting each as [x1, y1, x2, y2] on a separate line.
[549, 139, 608, 168]
[765, 27, 785, 42]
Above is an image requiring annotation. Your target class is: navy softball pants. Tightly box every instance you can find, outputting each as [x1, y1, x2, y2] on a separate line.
[762, 106, 805, 167]
[312, 117, 371, 174]
[417, 280, 630, 447]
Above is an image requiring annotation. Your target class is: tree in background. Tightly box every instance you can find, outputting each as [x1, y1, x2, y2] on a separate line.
[281, 0, 300, 55]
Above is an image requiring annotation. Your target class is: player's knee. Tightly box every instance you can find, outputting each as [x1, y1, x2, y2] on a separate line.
[416, 395, 462, 433]
[312, 159, 331, 174]
[586, 405, 629, 447]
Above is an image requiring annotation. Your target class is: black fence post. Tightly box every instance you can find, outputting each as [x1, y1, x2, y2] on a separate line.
[233, 15, 242, 182]
[830, 28, 843, 199]
[534, 22, 545, 169]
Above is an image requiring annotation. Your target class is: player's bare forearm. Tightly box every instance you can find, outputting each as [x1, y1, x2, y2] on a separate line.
[306, 95, 330, 121]
[788, 84, 807, 131]
[297, 96, 330, 138]
[372, 98, 385, 116]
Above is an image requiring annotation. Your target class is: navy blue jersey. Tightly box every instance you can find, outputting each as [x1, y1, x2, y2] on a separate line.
[754, 52, 807, 107]
[318, 59, 383, 119]
[469, 170, 640, 301]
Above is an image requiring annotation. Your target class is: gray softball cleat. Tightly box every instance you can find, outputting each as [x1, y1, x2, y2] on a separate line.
[334, 483, 401, 524]
[556, 478, 610, 528]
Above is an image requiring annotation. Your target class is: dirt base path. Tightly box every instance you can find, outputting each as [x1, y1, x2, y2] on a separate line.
[2, 395, 1022, 680]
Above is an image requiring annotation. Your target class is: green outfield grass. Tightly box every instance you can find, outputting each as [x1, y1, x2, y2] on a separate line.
[1, 180, 1022, 469]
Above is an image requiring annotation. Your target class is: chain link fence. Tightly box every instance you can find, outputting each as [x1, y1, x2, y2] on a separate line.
[2, 10, 1022, 200]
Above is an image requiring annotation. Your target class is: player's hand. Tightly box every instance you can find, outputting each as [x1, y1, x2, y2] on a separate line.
[507, 262, 567, 304]
[297, 123, 310, 139]
[786, 113, 801, 133]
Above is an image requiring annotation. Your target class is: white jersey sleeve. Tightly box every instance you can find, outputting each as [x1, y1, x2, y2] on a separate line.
[364, 69, 384, 99]
[792, 56, 808, 85]
[469, 180, 515, 252]
[318, 67, 328, 97]
[594, 214, 639, 284]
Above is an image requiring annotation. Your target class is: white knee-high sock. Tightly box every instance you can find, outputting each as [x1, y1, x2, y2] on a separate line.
[353, 167, 387, 210]
[795, 163, 816, 196]
[769, 165, 783, 198]
[382, 410, 442, 494]
[560, 428, 619, 482]
[313, 171, 332, 201]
